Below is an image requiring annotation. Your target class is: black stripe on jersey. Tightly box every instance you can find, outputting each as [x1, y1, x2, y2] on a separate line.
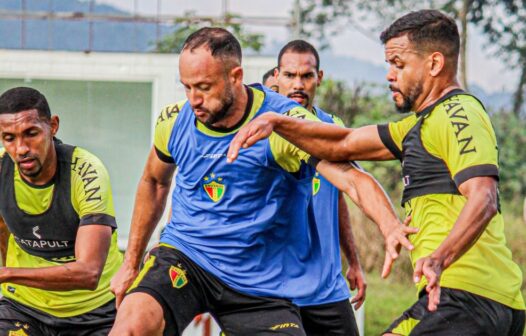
[79, 213, 117, 228]
[155, 146, 175, 164]
[377, 124, 402, 161]
[453, 164, 499, 187]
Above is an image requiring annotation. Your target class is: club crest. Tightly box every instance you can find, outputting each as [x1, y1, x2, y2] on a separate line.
[203, 173, 226, 202]
[169, 265, 188, 289]
[312, 173, 321, 195]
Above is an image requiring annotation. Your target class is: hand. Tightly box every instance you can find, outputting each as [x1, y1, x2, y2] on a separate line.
[227, 113, 279, 163]
[347, 263, 367, 310]
[413, 256, 442, 311]
[381, 216, 418, 278]
[110, 262, 139, 309]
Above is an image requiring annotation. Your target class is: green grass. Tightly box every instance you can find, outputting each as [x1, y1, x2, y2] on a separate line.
[364, 272, 415, 335]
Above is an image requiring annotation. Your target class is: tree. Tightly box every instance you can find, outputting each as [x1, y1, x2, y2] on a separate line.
[297, 0, 493, 90]
[478, 0, 526, 116]
[155, 11, 264, 54]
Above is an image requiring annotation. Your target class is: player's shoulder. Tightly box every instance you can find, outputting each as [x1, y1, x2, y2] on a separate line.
[71, 147, 109, 178]
[314, 106, 344, 126]
[156, 100, 187, 127]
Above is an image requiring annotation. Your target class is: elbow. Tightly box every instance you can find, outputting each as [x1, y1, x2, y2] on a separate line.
[83, 268, 103, 291]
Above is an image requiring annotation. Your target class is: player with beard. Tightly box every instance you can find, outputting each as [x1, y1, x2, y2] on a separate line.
[109, 27, 410, 335]
[262, 68, 279, 92]
[229, 10, 525, 336]
[0, 87, 122, 335]
[275, 40, 366, 336]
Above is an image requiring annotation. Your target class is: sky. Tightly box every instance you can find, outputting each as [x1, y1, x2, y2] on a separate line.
[98, 0, 517, 93]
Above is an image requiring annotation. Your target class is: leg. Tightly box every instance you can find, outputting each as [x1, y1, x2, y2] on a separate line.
[109, 292, 165, 336]
[215, 287, 306, 336]
[0, 299, 50, 336]
[300, 299, 359, 336]
[384, 288, 519, 336]
[111, 246, 206, 335]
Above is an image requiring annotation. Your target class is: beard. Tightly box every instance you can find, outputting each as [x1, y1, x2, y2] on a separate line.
[17, 155, 43, 178]
[204, 86, 235, 127]
[391, 82, 423, 113]
[287, 90, 310, 108]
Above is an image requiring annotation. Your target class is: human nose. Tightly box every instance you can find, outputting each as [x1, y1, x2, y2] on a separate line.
[187, 88, 203, 108]
[386, 66, 397, 83]
[15, 138, 29, 157]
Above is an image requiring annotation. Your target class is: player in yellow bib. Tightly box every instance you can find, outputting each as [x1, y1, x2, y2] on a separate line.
[0, 87, 122, 335]
[229, 10, 525, 336]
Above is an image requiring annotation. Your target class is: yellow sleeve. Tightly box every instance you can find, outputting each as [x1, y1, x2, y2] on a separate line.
[431, 95, 499, 186]
[269, 106, 320, 172]
[71, 147, 116, 227]
[331, 115, 345, 127]
[154, 101, 186, 162]
[377, 114, 418, 160]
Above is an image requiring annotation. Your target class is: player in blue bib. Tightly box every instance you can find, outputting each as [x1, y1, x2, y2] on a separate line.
[272, 40, 365, 335]
[110, 28, 406, 336]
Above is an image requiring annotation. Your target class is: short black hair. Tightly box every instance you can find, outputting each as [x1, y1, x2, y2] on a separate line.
[262, 68, 276, 83]
[278, 40, 320, 71]
[380, 10, 459, 66]
[0, 87, 51, 119]
[182, 27, 242, 65]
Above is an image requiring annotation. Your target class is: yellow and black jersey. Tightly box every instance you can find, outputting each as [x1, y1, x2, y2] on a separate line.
[378, 90, 525, 310]
[0, 142, 122, 317]
[154, 85, 318, 173]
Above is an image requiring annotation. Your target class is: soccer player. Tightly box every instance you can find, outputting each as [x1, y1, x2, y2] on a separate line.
[262, 67, 279, 92]
[228, 10, 525, 335]
[109, 27, 410, 335]
[0, 87, 122, 335]
[275, 39, 365, 335]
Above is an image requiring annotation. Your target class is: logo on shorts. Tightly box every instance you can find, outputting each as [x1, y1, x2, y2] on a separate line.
[312, 172, 321, 195]
[9, 322, 29, 336]
[169, 264, 188, 289]
[203, 173, 226, 202]
[270, 322, 300, 331]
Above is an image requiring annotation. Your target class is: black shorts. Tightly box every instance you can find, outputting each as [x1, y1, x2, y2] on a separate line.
[129, 245, 305, 336]
[385, 287, 525, 336]
[299, 299, 359, 336]
[0, 297, 116, 336]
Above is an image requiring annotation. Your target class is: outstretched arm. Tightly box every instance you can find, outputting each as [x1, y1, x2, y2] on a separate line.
[110, 147, 176, 308]
[337, 192, 367, 310]
[0, 224, 112, 290]
[315, 160, 416, 278]
[228, 113, 394, 162]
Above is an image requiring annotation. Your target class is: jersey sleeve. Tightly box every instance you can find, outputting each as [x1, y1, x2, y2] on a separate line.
[71, 148, 117, 228]
[377, 114, 417, 160]
[268, 106, 320, 173]
[154, 101, 185, 163]
[331, 115, 345, 127]
[433, 97, 499, 186]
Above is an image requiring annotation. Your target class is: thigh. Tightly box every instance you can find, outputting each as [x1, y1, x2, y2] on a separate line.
[0, 299, 51, 336]
[124, 246, 207, 335]
[216, 289, 306, 336]
[385, 288, 511, 336]
[56, 300, 116, 336]
[300, 300, 358, 336]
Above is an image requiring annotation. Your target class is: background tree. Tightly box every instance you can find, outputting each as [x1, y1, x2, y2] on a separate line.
[478, 0, 526, 116]
[155, 11, 265, 53]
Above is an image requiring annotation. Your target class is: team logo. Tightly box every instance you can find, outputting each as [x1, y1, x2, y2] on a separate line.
[312, 172, 321, 195]
[169, 264, 188, 289]
[9, 322, 29, 336]
[32, 226, 41, 239]
[203, 173, 226, 202]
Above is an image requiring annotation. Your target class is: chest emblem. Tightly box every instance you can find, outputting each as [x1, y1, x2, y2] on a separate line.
[312, 173, 321, 195]
[203, 173, 226, 202]
[169, 264, 188, 289]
